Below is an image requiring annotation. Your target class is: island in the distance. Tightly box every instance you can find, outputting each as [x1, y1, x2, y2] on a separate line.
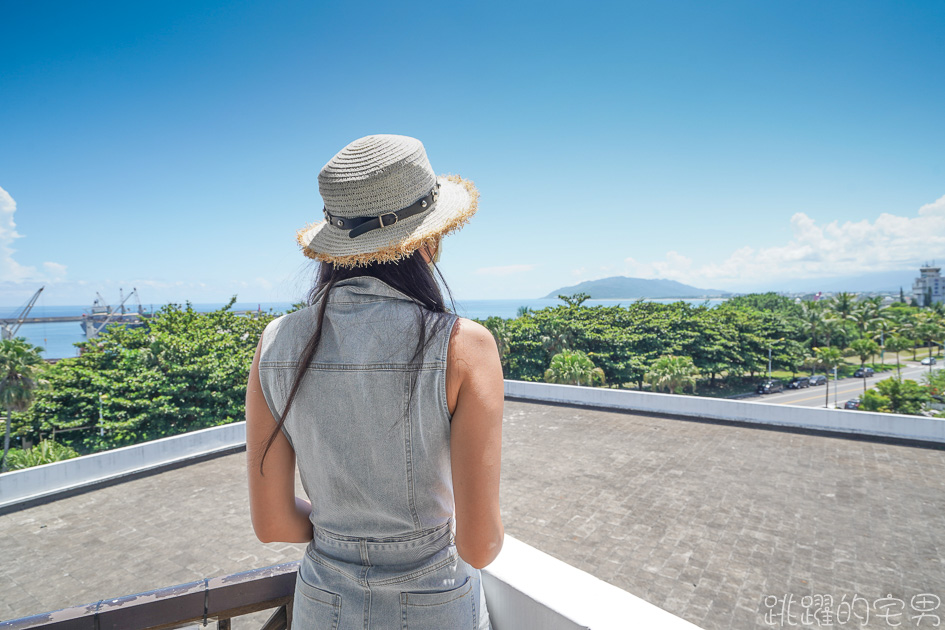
[544, 276, 733, 299]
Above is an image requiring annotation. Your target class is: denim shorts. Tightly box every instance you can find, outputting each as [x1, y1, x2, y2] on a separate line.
[292, 522, 491, 630]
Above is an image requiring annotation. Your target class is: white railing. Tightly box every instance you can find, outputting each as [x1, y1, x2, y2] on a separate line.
[2, 535, 703, 629]
[0, 387, 723, 627]
[505, 380, 945, 444]
[5, 380, 942, 510]
[0, 422, 245, 510]
[484, 535, 702, 629]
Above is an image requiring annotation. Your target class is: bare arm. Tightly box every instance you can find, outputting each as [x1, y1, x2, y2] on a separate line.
[446, 318, 504, 568]
[246, 337, 313, 544]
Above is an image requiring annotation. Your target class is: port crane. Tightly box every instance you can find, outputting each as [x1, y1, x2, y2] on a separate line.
[1, 287, 44, 341]
[83, 288, 146, 338]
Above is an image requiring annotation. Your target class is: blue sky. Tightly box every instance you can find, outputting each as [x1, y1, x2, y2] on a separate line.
[1, 0, 943, 306]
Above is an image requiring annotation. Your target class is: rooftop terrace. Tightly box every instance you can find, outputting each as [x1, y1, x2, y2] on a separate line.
[2, 397, 944, 629]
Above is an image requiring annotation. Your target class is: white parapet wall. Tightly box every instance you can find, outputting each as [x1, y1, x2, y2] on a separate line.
[4, 383, 943, 511]
[504, 380, 945, 445]
[483, 535, 702, 629]
[0, 422, 246, 511]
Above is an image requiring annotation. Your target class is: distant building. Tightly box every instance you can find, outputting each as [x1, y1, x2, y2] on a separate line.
[912, 264, 944, 306]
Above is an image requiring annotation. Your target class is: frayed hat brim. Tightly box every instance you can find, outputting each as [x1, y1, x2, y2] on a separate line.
[297, 175, 478, 268]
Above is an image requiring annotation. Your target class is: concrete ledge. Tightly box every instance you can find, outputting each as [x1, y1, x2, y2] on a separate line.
[483, 535, 702, 629]
[0, 422, 246, 512]
[504, 380, 945, 445]
[3, 535, 700, 630]
[6, 381, 941, 513]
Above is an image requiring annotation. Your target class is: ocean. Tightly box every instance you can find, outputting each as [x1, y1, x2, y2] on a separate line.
[4, 297, 727, 359]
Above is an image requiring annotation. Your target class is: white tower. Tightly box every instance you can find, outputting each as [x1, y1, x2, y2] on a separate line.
[912, 263, 944, 306]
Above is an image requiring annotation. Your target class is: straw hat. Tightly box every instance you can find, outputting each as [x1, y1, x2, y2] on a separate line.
[297, 135, 479, 267]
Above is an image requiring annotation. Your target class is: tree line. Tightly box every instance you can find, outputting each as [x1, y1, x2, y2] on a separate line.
[481, 291, 945, 397]
[2, 299, 272, 469]
[2, 291, 944, 470]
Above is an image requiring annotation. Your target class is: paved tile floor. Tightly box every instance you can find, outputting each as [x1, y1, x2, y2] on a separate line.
[2, 399, 944, 629]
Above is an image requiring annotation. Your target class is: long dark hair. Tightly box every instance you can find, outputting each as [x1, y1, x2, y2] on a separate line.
[258, 248, 455, 472]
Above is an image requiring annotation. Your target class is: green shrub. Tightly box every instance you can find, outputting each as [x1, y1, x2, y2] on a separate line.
[859, 378, 930, 415]
[24, 298, 274, 453]
[4, 440, 79, 470]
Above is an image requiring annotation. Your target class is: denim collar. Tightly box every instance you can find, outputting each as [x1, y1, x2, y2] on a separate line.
[321, 275, 416, 305]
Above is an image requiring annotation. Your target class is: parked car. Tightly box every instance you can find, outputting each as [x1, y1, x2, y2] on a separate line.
[921, 357, 937, 366]
[808, 374, 827, 386]
[854, 367, 875, 378]
[787, 377, 810, 389]
[757, 380, 784, 394]
[844, 398, 861, 410]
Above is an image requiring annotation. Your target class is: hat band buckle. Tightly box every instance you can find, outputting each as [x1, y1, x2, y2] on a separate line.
[324, 184, 440, 239]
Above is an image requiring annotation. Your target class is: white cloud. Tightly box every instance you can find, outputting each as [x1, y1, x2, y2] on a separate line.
[0, 186, 67, 283]
[136, 279, 181, 290]
[0, 186, 32, 281]
[42, 262, 68, 279]
[919, 195, 945, 216]
[624, 194, 945, 288]
[474, 264, 537, 277]
[625, 251, 696, 281]
[566, 264, 620, 286]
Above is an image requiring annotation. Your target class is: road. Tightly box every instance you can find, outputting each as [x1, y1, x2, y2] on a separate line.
[749, 361, 939, 408]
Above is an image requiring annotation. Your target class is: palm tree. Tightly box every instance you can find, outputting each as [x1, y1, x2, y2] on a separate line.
[482, 317, 511, 373]
[883, 334, 910, 379]
[799, 300, 827, 349]
[915, 312, 942, 364]
[848, 300, 882, 339]
[847, 338, 880, 392]
[1, 338, 45, 472]
[644, 355, 700, 394]
[813, 346, 844, 408]
[826, 292, 857, 348]
[848, 338, 879, 369]
[870, 315, 897, 366]
[890, 311, 918, 360]
[819, 317, 843, 350]
[828, 292, 857, 321]
[544, 350, 605, 387]
[865, 295, 886, 310]
[803, 352, 827, 379]
[540, 319, 575, 358]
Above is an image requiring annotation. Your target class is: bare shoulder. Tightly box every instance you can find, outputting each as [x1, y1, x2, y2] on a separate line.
[449, 317, 500, 366]
[446, 318, 502, 414]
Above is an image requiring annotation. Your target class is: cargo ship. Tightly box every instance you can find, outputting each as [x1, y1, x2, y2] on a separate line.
[81, 288, 151, 338]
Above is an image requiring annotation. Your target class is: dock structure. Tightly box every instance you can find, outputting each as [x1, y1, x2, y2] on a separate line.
[0, 315, 84, 325]
[1, 311, 268, 327]
[4, 287, 274, 345]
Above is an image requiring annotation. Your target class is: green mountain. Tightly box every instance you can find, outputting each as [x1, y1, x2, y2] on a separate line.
[544, 276, 732, 299]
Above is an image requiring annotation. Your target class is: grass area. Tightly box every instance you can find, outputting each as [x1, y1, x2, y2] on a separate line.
[882, 349, 944, 363]
[692, 380, 756, 398]
[692, 360, 915, 398]
[770, 363, 899, 381]
[619, 379, 758, 397]
[612, 350, 944, 397]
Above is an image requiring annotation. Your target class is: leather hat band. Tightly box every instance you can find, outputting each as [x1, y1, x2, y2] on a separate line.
[324, 184, 441, 239]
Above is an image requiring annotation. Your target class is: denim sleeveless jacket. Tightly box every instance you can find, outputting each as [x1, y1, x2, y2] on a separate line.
[258, 276, 490, 630]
